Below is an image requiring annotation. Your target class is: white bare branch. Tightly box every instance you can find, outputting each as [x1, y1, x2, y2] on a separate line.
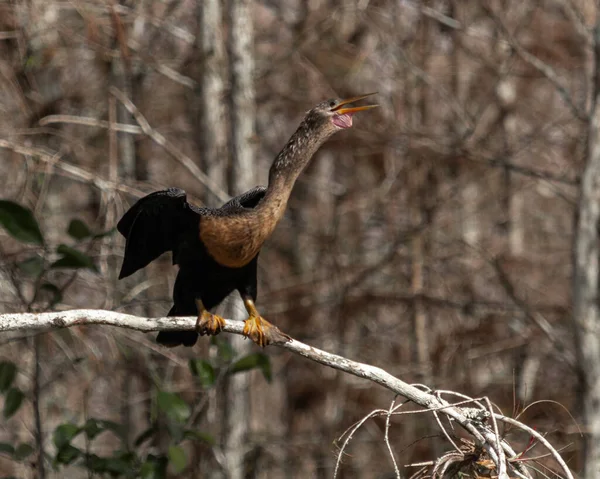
[0, 309, 574, 478]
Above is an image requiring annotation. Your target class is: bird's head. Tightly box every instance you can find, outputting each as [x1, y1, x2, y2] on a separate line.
[269, 92, 378, 184]
[305, 92, 378, 132]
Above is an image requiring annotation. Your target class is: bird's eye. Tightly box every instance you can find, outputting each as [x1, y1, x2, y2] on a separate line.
[329, 100, 337, 108]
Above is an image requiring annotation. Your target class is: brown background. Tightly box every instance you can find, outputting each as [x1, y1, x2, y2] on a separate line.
[0, 1, 591, 477]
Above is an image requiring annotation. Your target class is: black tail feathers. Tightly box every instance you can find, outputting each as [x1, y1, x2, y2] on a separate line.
[156, 331, 199, 348]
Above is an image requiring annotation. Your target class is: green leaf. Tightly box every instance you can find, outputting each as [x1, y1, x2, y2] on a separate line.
[183, 430, 215, 445]
[13, 443, 34, 461]
[3, 388, 24, 419]
[97, 419, 125, 440]
[102, 454, 133, 475]
[40, 283, 62, 307]
[0, 362, 17, 392]
[189, 359, 215, 388]
[67, 219, 92, 240]
[168, 445, 186, 474]
[140, 461, 157, 479]
[140, 455, 168, 479]
[55, 444, 80, 465]
[67, 220, 115, 241]
[84, 454, 107, 473]
[53, 423, 80, 449]
[85, 452, 133, 475]
[213, 337, 234, 362]
[230, 353, 272, 382]
[81, 418, 125, 443]
[17, 255, 44, 277]
[157, 391, 190, 424]
[50, 244, 97, 272]
[0, 442, 15, 455]
[82, 418, 103, 440]
[0, 200, 44, 245]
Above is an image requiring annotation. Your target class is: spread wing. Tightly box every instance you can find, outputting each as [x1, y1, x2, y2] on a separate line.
[117, 188, 201, 279]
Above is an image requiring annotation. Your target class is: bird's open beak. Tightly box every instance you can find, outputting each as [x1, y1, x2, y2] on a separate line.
[332, 92, 378, 115]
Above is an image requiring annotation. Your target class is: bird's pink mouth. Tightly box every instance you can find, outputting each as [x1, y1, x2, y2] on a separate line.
[332, 113, 354, 129]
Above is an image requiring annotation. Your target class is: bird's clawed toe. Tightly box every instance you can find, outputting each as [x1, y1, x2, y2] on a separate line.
[196, 310, 225, 336]
[243, 315, 291, 347]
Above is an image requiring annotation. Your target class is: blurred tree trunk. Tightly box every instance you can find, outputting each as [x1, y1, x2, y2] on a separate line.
[224, 0, 255, 477]
[449, 2, 481, 250]
[199, 0, 228, 204]
[228, 0, 255, 196]
[197, 1, 229, 477]
[409, 9, 431, 382]
[109, 8, 138, 454]
[275, 3, 308, 475]
[573, 18, 600, 479]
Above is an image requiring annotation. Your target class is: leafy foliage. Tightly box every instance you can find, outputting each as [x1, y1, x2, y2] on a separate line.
[157, 391, 191, 424]
[67, 219, 92, 240]
[0, 362, 17, 392]
[13, 443, 34, 461]
[17, 255, 44, 277]
[0, 202, 100, 311]
[0, 200, 44, 245]
[51, 244, 98, 272]
[189, 359, 216, 387]
[53, 423, 80, 450]
[3, 388, 24, 419]
[0, 443, 15, 455]
[230, 352, 272, 382]
[167, 445, 187, 474]
[0, 364, 25, 422]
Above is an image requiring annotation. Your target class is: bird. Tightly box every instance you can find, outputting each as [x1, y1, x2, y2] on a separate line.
[117, 93, 378, 348]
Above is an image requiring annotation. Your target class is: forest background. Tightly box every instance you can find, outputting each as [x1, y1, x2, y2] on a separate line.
[0, 0, 597, 477]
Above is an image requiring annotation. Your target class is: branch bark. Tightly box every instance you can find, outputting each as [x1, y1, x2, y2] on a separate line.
[0, 309, 573, 479]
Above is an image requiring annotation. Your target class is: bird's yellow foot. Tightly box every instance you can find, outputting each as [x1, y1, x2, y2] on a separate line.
[196, 310, 225, 336]
[243, 314, 291, 347]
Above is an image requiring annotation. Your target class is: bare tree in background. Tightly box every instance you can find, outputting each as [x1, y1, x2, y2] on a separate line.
[198, 0, 229, 200]
[574, 12, 600, 479]
[224, 0, 256, 477]
[187, 2, 231, 477]
[0, 0, 596, 477]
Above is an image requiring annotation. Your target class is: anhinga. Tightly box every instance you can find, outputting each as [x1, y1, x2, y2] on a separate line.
[117, 93, 377, 347]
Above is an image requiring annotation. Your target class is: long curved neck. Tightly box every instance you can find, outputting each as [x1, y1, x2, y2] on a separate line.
[202, 116, 336, 268]
[263, 118, 334, 209]
[227, 115, 336, 256]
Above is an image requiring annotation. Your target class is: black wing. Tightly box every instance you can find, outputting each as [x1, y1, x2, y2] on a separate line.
[221, 186, 267, 211]
[117, 188, 200, 279]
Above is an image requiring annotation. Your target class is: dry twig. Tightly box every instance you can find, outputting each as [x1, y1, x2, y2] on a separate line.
[484, 5, 588, 121]
[0, 139, 145, 198]
[109, 87, 229, 203]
